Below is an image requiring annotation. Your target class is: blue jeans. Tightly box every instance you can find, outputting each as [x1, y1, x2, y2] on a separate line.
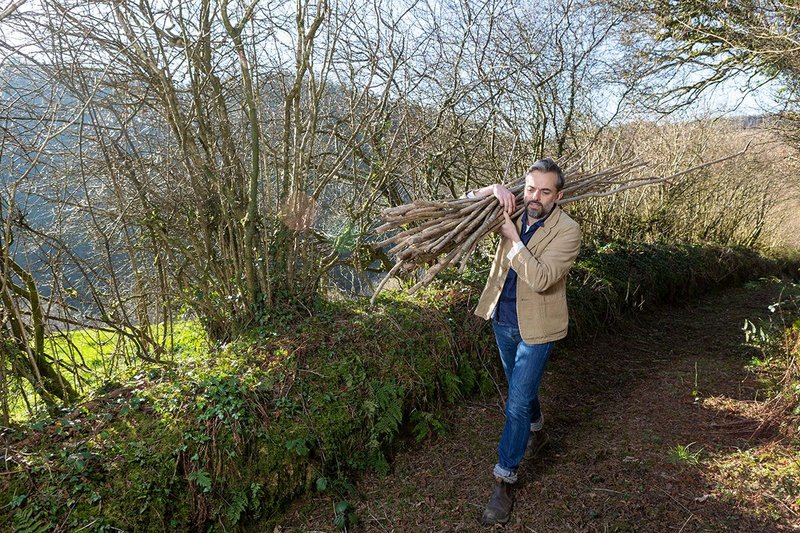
[492, 320, 553, 483]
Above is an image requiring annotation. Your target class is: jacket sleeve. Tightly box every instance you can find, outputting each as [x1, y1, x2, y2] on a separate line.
[508, 223, 581, 293]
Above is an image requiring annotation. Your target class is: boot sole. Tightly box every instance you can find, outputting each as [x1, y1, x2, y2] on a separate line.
[480, 512, 512, 526]
[480, 503, 513, 526]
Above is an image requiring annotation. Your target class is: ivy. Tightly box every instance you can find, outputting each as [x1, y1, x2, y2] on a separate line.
[2, 242, 794, 531]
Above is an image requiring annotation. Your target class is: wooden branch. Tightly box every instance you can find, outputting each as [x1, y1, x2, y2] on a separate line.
[369, 143, 750, 301]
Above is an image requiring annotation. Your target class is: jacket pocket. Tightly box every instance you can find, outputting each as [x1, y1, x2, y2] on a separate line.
[541, 299, 568, 321]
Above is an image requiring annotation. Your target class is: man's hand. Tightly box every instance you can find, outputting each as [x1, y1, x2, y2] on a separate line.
[499, 211, 520, 243]
[492, 184, 516, 214]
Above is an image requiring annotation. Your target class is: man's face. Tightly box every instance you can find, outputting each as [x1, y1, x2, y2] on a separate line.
[524, 170, 563, 220]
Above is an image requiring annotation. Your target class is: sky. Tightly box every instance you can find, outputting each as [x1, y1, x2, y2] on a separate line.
[690, 75, 782, 118]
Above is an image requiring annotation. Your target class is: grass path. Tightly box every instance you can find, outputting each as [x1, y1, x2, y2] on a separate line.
[282, 282, 799, 532]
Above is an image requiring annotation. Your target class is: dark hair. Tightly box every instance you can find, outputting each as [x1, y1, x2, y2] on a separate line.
[526, 158, 565, 191]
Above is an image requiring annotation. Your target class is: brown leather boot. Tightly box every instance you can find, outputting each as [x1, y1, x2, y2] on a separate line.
[524, 429, 549, 460]
[480, 477, 514, 525]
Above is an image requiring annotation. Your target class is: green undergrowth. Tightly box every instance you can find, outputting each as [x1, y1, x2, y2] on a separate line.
[8, 321, 209, 422]
[701, 281, 800, 522]
[565, 241, 798, 336]
[743, 281, 800, 431]
[2, 287, 496, 532]
[1, 241, 798, 531]
[712, 445, 800, 521]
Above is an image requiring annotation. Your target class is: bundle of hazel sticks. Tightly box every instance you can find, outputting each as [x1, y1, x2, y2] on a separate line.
[370, 144, 749, 304]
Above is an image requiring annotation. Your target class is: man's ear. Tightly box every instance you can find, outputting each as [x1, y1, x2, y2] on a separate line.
[556, 190, 564, 202]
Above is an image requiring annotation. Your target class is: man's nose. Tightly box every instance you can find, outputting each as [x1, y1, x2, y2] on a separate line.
[532, 190, 541, 201]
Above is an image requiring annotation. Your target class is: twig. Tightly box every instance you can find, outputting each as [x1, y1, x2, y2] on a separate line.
[592, 487, 625, 494]
[766, 491, 798, 516]
[370, 144, 750, 299]
[658, 487, 692, 514]
[370, 259, 406, 305]
[677, 512, 695, 533]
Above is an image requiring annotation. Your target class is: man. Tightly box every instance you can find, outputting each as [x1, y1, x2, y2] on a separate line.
[469, 158, 581, 525]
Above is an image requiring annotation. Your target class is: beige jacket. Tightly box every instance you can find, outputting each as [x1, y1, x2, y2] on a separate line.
[474, 205, 581, 344]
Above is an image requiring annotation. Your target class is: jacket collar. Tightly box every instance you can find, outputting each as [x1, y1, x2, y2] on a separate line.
[515, 205, 562, 251]
[515, 204, 562, 231]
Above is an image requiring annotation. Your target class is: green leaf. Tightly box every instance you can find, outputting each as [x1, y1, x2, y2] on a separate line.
[285, 438, 310, 457]
[335, 500, 349, 514]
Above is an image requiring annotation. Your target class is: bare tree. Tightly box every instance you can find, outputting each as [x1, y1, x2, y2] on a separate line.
[612, 0, 800, 120]
[0, 0, 656, 416]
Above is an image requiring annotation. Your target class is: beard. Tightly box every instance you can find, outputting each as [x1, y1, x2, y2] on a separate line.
[526, 200, 545, 220]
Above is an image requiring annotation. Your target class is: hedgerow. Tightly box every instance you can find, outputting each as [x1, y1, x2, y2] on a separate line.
[1, 242, 797, 531]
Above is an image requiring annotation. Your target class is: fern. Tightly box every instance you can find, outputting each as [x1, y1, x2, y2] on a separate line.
[458, 363, 477, 394]
[188, 469, 212, 493]
[410, 410, 446, 443]
[249, 482, 263, 513]
[13, 507, 49, 533]
[226, 489, 248, 525]
[367, 380, 404, 449]
[440, 371, 463, 403]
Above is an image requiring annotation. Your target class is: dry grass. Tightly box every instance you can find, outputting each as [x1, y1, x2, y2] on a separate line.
[569, 121, 800, 250]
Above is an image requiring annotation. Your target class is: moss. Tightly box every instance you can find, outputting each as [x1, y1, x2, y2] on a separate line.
[711, 445, 800, 520]
[2, 242, 797, 531]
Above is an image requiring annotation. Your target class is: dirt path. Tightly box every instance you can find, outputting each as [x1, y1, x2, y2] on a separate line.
[281, 282, 799, 532]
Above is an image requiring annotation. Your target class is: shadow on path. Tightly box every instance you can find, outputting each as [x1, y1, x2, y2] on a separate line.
[283, 283, 795, 532]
